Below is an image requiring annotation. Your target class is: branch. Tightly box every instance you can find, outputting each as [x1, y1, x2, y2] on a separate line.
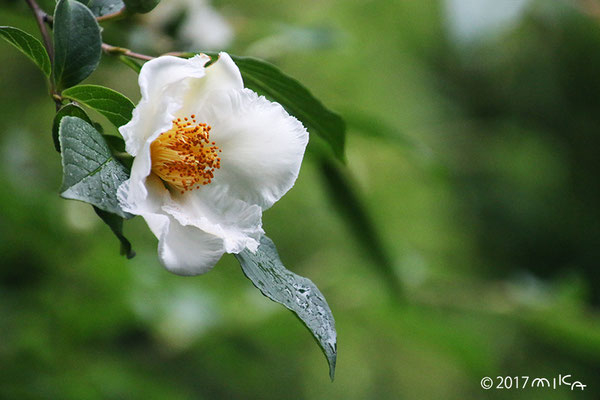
[23, 0, 62, 109]
[24, 0, 53, 59]
[101, 43, 155, 61]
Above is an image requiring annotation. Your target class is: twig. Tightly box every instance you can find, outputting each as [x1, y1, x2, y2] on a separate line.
[101, 43, 155, 61]
[24, 0, 53, 59]
[23, 0, 61, 109]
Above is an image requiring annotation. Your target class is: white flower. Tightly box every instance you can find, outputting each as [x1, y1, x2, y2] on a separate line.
[146, 0, 233, 51]
[118, 53, 308, 276]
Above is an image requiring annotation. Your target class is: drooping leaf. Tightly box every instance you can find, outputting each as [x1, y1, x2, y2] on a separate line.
[58, 116, 131, 218]
[53, 0, 102, 90]
[122, 0, 160, 14]
[76, 0, 124, 17]
[235, 236, 337, 380]
[318, 156, 403, 301]
[118, 55, 142, 73]
[62, 85, 135, 128]
[0, 26, 51, 77]
[343, 108, 421, 150]
[52, 103, 92, 152]
[211, 54, 346, 162]
[93, 206, 135, 258]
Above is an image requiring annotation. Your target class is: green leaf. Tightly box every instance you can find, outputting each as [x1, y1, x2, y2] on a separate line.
[344, 108, 421, 149]
[122, 0, 160, 14]
[235, 236, 337, 380]
[58, 116, 131, 218]
[62, 85, 135, 128]
[0, 26, 51, 77]
[103, 134, 126, 153]
[53, 0, 102, 90]
[52, 104, 92, 152]
[226, 55, 346, 162]
[317, 156, 403, 301]
[76, 0, 124, 17]
[118, 55, 142, 73]
[93, 206, 135, 258]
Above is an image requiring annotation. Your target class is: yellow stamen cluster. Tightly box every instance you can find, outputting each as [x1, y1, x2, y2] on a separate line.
[150, 115, 221, 193]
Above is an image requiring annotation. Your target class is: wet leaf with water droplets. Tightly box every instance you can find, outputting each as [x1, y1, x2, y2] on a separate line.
[58, 116, 131, 218]
[236, 236, 337, 380]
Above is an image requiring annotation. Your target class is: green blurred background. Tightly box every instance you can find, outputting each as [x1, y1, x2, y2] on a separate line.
[2, 0, 600, 398]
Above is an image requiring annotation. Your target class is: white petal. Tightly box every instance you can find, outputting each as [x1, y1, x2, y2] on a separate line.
[195, 89, 309, 209]
[144, 212, 226, 276]
[120, 173, 226, 275]
[179, 52, 244, 116]
[139, 54, 210, 100]
[162, 184, 263, 254]
[119, 172, 166, 216]
[120, 55, 210, 156]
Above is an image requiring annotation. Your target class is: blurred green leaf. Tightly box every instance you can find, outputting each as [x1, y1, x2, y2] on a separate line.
[53, 0, 102, 90]
[344, 108, 420, 150]
[235, 235, 337, 381]
[0, 26, 51, 78]
[93, 206, 135, 258]
[123, 0, 160, 14]
[62, 85, 135, 128]
[52, 103, 92, 152]
[318, 157, 402, 300]
[118, 55, 142, 73]
[215, 54, 346, 162]
[58, 116, 131, 218]
[77, 0, 124, 17]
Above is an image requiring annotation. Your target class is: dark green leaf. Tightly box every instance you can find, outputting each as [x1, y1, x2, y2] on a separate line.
[52, 104, 92, 152]
[58, 116, 131, 218]
[53, 0, 102, 90]
[103, 134, 126, 153]
[76, 0, 124, 17]
[318, 156, 403, 301]
[0, 26, 51, 77]
[211, 54, 346, 162]
[62, 85, 135, 128]
[101, 134, 132, 170]
[93, 206, 135, 258]
[235, 236, 337, 380]
[122, 0, 160, 14]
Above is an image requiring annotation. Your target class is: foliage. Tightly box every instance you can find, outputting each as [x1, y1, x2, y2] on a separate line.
[0, 26, 50, 77]
[2, 0, 600, 399]
[1, 0, 350, 382]
[53, 0, 102, 90]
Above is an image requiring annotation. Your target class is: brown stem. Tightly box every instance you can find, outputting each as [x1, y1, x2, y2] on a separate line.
[24, 0, 53, 59]
[101, 43, 155, 61]
[23, 0, 61, 109]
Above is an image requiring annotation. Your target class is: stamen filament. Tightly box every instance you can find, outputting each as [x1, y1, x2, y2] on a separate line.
[150, 116, 221, 193]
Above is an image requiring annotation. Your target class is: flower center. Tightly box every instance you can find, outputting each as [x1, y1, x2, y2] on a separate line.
[150, 115, 221, 193]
